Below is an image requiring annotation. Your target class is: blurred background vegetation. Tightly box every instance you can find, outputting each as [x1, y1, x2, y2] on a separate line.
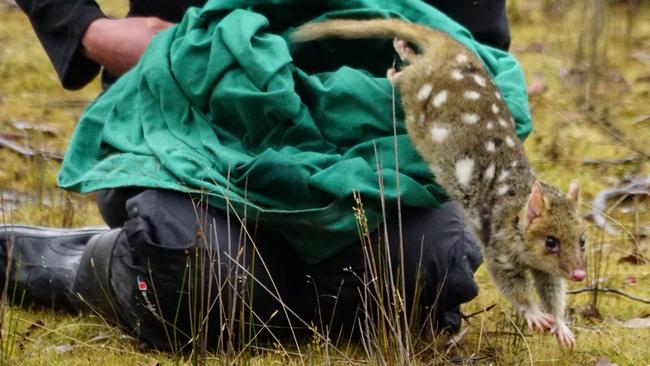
[0, 0, 648, 364]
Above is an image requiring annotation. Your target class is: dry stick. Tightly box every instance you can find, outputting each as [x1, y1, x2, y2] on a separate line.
[631, 113, 650, 125]
[581, 156, 642, 166]
[390, 61, 412, 362]
[587, 176, 650, 234]
[0, 134, 63, 161]
[462, 304, 497, 321]
[567, 287, 650, 305]
[373, 142, 408, 362]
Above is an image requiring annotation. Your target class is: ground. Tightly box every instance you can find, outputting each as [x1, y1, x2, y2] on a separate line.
[0, 0, 649, 365]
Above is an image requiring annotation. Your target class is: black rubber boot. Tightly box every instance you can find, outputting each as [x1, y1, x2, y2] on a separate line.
[73, 228, 123, 323]
[0, 225, 108, 312]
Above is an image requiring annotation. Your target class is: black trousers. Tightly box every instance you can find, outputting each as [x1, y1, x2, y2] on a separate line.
[94, 188, 481, 349]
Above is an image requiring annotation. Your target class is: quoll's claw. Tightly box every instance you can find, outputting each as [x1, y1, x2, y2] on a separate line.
[527, 312, 554, 332]
[521, 306, 555, 332]
[552, 321, 576, 348]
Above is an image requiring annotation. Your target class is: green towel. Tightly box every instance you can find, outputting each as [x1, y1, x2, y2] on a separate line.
[58, 0, 532, 263]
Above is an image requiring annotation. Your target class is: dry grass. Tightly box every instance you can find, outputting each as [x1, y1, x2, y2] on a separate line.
[1, 0, 649, 364]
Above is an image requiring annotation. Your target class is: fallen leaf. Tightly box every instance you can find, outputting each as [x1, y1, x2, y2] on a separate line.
[631, 49, 650, 64]
[513, 41, 546, 54]
[623, 276, 637, 285]
[594, 356, 619, 366]
[617, 252, 648, 265]
[527, 76, 548, 97]
[579, 304, 603, 322]
[46, 344, 74, 355]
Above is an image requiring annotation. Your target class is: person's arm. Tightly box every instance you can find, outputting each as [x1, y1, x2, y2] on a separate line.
[81, 17, 173, 77]
[16, 0, 107, 89]
[16, 0, 173, 90]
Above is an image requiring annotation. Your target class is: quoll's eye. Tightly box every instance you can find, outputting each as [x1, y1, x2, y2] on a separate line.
[545, 236, 560, 253]
[579, 235, 586, 251]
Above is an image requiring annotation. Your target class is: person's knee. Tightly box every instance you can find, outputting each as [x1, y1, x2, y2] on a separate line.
[395, 203, 483, 329]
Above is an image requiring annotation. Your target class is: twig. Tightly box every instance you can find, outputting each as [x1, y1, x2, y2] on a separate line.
[0, 135, 63, 161]
[45, 99, 92, 108]
[567, 287, 650, 305]
[11, 119, 58, 136]
[581, 155, 642, 166]
[587, 175, 650, 234]
[631, 113, 650, 125]
[462, 304, 497, 320]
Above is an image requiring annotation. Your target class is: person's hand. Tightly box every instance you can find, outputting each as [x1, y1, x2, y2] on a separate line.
[82, 17, 173, 76]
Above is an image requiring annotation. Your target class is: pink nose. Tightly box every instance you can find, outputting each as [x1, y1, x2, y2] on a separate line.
[571, 269, 586, 281]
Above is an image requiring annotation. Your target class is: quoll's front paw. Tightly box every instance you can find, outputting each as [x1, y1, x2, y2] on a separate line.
[520, 305, 555, 332]
[552, 320, 576, 348]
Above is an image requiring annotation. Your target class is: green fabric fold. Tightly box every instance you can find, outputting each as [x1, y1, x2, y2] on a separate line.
[58, 0, 532, 263]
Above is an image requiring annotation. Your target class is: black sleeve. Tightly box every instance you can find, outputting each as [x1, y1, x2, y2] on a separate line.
[16, 0, 107, 90]
[427, 0, 511, 50]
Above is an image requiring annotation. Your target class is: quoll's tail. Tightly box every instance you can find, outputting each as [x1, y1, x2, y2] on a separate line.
[292, 18, 446, 51]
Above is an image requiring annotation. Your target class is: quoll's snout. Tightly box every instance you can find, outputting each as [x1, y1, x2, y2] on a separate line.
[570, 269, 586, 281]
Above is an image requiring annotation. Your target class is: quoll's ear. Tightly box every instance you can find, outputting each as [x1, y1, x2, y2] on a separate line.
[525, 181, 546, 227]
[567, 179, 580, 208]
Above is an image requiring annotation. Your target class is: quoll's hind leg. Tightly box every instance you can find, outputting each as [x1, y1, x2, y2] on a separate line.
[387, 38, 418, 85]
[393, 38, 417, 62]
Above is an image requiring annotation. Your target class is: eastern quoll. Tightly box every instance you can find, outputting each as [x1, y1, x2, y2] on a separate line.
[294, 19, 587, 347]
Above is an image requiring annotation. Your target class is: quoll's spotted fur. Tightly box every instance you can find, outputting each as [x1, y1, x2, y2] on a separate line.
[295, 19, 587, 347]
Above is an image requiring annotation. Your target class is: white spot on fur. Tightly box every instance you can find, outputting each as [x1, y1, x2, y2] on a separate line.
[498, 118, 509, 128]
[456, 53, 469, 63]
[464, 91, 481, 100]
[455, 158, 474, 187]
[433, 90, 448, 108]
[497, 170, 510, 182]
[495, 91, 502, 100]
[472, 74, 487, 87]
[511, 160, 519, 168]
[497, 184, 509, 195]
[430, 123, 449, 143]
[491, 103, 500, 114]
[496, 255, 514, 269]
[451, 69, 464, 80]
[486, 121, 494, 130]
[485, 163, 496, 180]
[505, 136, 515, 147]
[485, 140, 496, 153]
[417, 84, 433, 101]
[462, 113, 480, 125]
[510, 117, 516, 127]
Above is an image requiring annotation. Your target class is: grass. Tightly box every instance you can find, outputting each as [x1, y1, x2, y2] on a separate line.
[1, 0, 649, 364]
